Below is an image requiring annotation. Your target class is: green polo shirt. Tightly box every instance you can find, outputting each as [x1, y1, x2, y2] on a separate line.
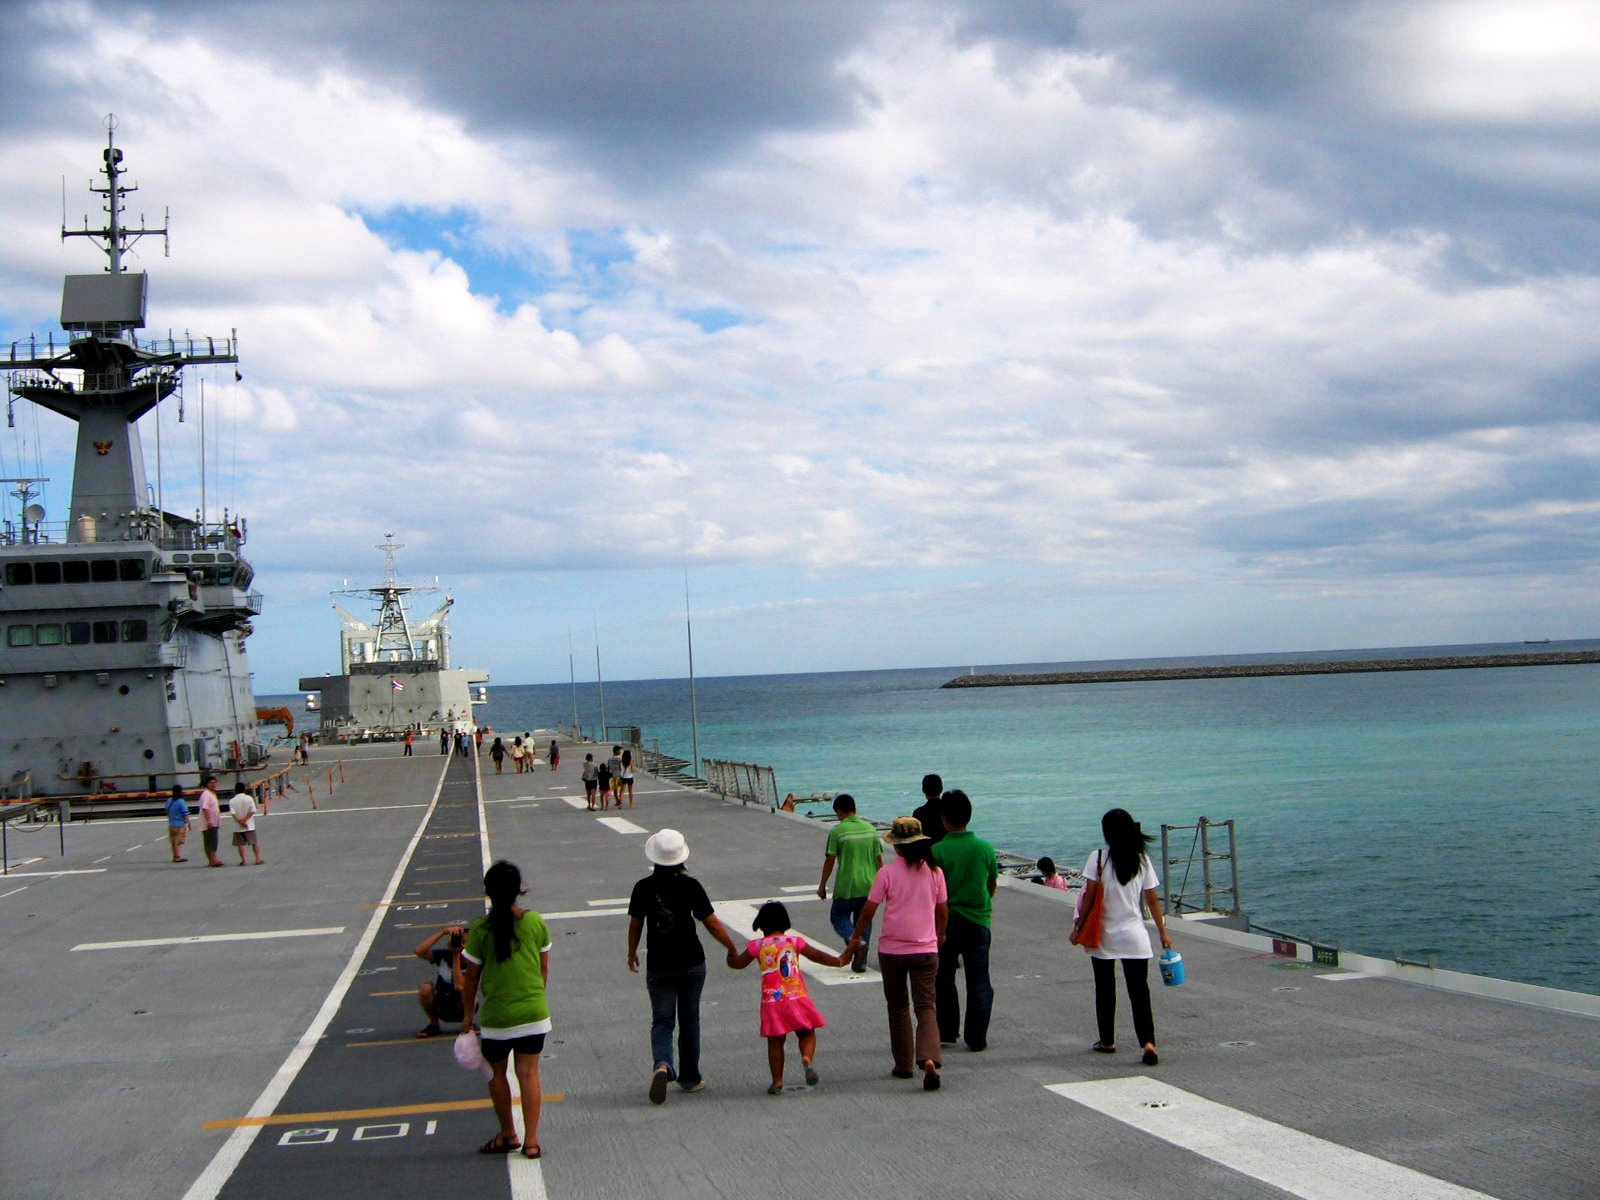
[825, 814, 883, 899]
[932, 829, 998, 927]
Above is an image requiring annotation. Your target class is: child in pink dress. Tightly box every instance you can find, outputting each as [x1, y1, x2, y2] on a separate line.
[726, 901, 848, 1093]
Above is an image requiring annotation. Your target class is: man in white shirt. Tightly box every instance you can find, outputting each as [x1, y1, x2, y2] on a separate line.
[229, 783, 264, 866]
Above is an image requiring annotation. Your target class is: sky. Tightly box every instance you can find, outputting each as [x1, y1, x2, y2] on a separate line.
[0, 0, 1596, 693]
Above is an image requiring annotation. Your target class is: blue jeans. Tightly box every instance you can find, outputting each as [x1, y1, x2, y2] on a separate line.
[645, 963, 706, 1084]
[935, 911, 993, 1049]
[829, 896, 872, 950]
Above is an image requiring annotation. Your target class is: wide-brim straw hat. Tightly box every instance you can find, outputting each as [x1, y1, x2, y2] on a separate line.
[883, 816, 929, 845]
[645, 828, 690, 866]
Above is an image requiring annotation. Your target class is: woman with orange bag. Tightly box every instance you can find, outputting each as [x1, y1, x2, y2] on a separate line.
[1071, 808, 1172, 1065]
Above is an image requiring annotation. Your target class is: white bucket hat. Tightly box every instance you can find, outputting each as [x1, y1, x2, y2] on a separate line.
[644, 828, 689, 866]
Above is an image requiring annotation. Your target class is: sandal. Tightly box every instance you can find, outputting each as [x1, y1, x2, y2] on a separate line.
[416, 1024, 441, 1039]
[521, 1144, 542, 1159]
[921, 1059, 941, 1092]
[767, 1083, 783, 1095]
[1092, 1042, 1117, 1053]
[478, 1134, 520, 1154]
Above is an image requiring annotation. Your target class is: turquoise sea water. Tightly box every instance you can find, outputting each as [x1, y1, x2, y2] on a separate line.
[271, 641, 1600, 994]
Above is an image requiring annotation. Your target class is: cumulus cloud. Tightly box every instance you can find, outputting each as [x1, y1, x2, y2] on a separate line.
[1, 0, 1596, 685]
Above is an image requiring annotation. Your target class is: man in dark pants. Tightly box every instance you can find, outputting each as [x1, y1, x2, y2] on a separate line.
[932, 789, 998, 1051]
[626, 829, 738, 1103]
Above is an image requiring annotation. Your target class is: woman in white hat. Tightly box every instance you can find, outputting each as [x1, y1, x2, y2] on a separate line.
[844, 816, 949, 1091]
[626, 828, 738, 1104]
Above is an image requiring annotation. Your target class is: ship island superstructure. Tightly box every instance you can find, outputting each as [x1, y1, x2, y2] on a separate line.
[298, 536, 487, 737]
[0, 119, 263, 800]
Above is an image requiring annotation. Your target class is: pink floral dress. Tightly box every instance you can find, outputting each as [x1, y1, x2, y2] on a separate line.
[749, 933, 826, 1037]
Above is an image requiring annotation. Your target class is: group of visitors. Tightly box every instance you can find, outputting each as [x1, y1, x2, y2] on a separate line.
[580, 746, 635, 810]
[440, 761, 1172, 1160]
[165, 773, 264, 866]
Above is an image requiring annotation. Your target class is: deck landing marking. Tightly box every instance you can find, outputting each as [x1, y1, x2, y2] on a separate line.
[202, 1094, 567, 1130]
[559, 796, 590, 810]
[596, 816, 647, 835]
[1, 886, 27, 899]
[74, 926, 344, 952]
[2, 866, 105, 878]
[1315, 972, 1377, 982]
[1045, 1077, 1502, 1200]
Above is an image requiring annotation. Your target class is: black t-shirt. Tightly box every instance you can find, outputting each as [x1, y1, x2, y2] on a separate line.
[628, 866, 714, 972]
[911, 798, 946, 846]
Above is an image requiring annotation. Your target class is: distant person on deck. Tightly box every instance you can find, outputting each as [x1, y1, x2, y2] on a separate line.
[817, 793, 882, 972]
[582, 754, 599, 809]
[490, 737, 507, 774]
[403, 730, 414, 757]
[619, 748, 635, 806]
[912, 774, 946, 847]
[165, 784, 191, 863]
[932, 789, 998, 1052]
[1036, 857, 1070, 890]
[197, 774, 223, 867]
[627, 829, 738, 1104]
[608, 746, 625, 807]
[229, 782, 263, 866]
[549, 740, 560, 772]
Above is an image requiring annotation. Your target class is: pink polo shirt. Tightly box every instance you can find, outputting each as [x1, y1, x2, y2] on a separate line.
[198, 788, 221, 830]
[866, 856, 947, 954]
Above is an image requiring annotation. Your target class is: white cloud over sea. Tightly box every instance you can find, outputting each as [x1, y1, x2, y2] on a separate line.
[0, 1, 1595, 690]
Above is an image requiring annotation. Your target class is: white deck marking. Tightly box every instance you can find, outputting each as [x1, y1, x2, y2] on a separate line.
[596, 816, 647, 835]
[1045, 1078, 1502, 1200]
[779, 884, 818, 894]
[74, 926, 344, 952]
[6, 867, 106, 878]
[267, 802, 426, 816]
[180, 754, 455, 1200]
[1315, 972, 1377, 982]
[1, 886, 28, 899]
[558, 796, 590, 811]
[544, 907, 626, 920]
[484, 796, 537, 806]
[587, 897, 629, 906]
[93, 855, 114, 864]
[714, 898, 878, 986]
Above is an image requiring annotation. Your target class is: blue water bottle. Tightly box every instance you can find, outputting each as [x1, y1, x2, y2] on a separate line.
[1159, 948, 1185, 987]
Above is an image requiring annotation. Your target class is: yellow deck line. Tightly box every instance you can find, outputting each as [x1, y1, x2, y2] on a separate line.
[368, 989, 413, 997]
[202, 1093, 566, 1130]
[368, 896, 482, 907]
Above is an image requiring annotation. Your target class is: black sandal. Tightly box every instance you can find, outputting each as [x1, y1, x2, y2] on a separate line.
[479, 1134, 520, 1154]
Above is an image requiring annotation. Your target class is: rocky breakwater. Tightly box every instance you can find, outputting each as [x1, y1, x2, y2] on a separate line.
[943, 649, 1600, 689]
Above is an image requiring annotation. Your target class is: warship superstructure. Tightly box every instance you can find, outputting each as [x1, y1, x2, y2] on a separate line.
[298, 536, 487, 736]
[0, 119, 262, 801]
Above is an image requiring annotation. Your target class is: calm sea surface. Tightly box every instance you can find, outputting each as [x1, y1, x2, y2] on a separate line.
[269, 641, 1600, 994]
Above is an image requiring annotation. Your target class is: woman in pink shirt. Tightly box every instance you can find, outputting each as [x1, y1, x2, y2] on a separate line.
[844, 816, 948, 1091]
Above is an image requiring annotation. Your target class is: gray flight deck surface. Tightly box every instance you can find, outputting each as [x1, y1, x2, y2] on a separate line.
[1, 743, 1595, 1200]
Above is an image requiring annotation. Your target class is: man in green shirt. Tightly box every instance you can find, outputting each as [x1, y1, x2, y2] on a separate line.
[817, 793, 883, 972]
[931, 789, 998, 1050]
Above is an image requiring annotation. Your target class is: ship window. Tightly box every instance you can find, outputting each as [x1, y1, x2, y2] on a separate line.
[121, 619, 147, 642]
[36, 624, 63, 646]
[34, 561, 63, 584]
[4, 563, 32, 585]
[66, 621, 91, 644]
[215, 566, 234, 584]
[170, 553, 189, 564]
[92, 621, 118, 643]
[91, 559, 117, 582]
[176, 743, 192, 764]
[190, 553, 215, 563]
[119, 559, 146, 581]
[62, 561, 89, 584]
[218, 553, 234, 563]
[6, 625, 33, 647]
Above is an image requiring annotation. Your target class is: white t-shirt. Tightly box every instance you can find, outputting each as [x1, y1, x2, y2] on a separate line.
[1083, 850, 1159, 960]
[228, 791, 258, 832]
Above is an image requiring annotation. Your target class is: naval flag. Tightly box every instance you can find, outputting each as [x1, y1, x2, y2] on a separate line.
[391, 678, 405, 692]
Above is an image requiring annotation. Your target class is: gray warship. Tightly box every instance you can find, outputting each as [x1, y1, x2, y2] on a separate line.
[0, 118, 262, 804]
[297, 535, 488, 738]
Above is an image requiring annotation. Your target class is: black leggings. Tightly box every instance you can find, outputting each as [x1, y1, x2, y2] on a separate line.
[1092, 956, 1155, 1048]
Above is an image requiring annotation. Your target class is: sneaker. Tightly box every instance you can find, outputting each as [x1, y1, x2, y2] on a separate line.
[649, 1066, 670, 1105]
[851, 959, 868, 974]
[680, 1078, 706, 1093]
[803, 1062, 820, 1086]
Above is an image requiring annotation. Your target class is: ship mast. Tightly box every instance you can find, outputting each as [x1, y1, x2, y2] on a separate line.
[6, 113, 239, 545]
